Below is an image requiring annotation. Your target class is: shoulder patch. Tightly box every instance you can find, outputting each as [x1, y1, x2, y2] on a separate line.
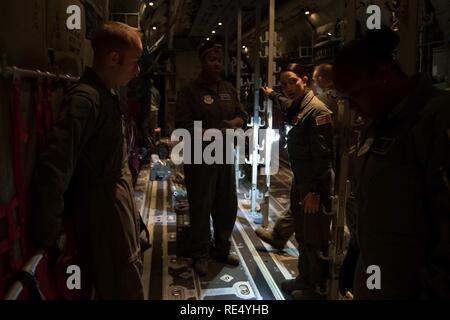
[315, 113, 332, 126]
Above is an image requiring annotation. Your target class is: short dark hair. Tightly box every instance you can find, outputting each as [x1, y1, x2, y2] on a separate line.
[315, 64, 334, 82]
[334, 25, 400, 73]
[91, 21, 141, 59]
[280, 63, 308, 78]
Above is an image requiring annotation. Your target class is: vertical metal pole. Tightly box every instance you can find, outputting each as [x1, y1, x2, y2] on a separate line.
[164, 0, 175, 136]
[253, 2, 261, 110]
[105, 0, 110, 19]
[267, 0, 275, 88]
[249, 2, 263, 220]
[247, 4, 260, 218]
[235, 146, 240, 191]
[397, 0, 420, 76]
[224, 22, 229, 79]
[261, 0, 276, 227]
[328, 0, 357, 301]
[236, 6, 242, 99]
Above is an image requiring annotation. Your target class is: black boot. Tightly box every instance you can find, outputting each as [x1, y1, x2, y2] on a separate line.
[193, 258, 209, 276]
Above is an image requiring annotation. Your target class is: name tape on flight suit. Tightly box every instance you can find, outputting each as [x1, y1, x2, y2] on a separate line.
[219, 93, 232, 101]
[315, 114, 332, 126]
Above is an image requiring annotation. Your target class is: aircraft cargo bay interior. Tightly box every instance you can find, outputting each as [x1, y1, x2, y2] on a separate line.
[0, 0, 449, 302]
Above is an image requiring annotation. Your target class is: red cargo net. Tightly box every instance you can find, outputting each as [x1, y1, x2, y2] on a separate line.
[0, 78, 28, 297]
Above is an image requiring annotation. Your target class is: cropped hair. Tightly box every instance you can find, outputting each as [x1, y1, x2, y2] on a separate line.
[91, 21, 141, 60]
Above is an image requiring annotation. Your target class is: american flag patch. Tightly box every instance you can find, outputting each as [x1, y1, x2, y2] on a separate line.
[315, 114, 332, 126]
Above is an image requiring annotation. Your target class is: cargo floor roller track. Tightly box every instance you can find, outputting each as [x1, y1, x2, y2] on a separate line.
[134, 161, 299, 300]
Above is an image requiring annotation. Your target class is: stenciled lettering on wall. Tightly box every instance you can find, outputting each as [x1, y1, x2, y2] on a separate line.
[366, 5, 381, 30]
[66, 265, 81, 290]
[366, 265, 382, 290]
[66, 5, 81, 30]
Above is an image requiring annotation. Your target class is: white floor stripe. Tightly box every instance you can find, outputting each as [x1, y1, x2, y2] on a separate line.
[237, 199, 297, 278]
[144, 180, 158, 299]
[233, 219, 286, 300]
[230, 236, 263, 300]
[161, 181, 170, 300]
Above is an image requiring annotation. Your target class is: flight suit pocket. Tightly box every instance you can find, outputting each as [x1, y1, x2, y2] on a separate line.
[287, 138, 310, 160]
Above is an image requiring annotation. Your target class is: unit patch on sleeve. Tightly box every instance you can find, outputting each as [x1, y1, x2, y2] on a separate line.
[315, 114, 332, 126]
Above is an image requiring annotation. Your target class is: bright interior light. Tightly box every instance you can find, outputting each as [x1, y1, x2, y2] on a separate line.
[206, 37, 210, 41]
[273, 133, 280, 142]
[218, 22, 222, 26]
[212, 30, 216, 34]
[149, 2, 154, 6]
[305, 10, 310, 15]
[267, 129, 280, 142]
[152, 26, 157, 30]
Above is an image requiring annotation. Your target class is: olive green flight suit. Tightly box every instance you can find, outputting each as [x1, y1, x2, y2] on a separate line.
[175, 76, 247, 259]
[265, 90, 296, 245]
[286, 90, 334, 294]
[268, 90, 337, 255]
[32, 67, 144, 300]
[317, 89, 338, 116]
[352, 78, 450, 299]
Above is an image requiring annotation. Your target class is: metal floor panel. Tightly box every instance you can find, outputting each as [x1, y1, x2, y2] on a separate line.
[135, 161, 299, 300]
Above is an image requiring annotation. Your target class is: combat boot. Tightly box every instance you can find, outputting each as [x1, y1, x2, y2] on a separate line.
[281, 279, 309, 294]
[211, 251, 240, 266]
[193, 258, 209, 276]
[255, 228, 285, 250]
[291, 289, 326, 300]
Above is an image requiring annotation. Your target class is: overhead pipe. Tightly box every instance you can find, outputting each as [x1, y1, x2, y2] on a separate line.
[0, 65, 79, 82]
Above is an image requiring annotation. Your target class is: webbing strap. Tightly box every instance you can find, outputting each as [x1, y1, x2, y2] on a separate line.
[0, 197, 19, 255]
[1, 78, 29, 271]
[43, 80, 53, 135]
[34, 80, 45, 149]
[11, 79, 27, 192]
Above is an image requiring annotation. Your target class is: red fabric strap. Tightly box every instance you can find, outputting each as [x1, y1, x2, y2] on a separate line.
[34, 80, 46, 149]
[0, 197, 18, 255]
[7, 78, 27, 269]
[11, 79, 27, 193]
[43, 80, 53, 134]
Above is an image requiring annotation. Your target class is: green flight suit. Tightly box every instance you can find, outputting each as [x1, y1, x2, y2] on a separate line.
[175, 75, 247, 259]
[353, 78, 450, 299]
[286, 90, 334, 294]
[317, 89, 338, 115]
[32, 67, 144, 300]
